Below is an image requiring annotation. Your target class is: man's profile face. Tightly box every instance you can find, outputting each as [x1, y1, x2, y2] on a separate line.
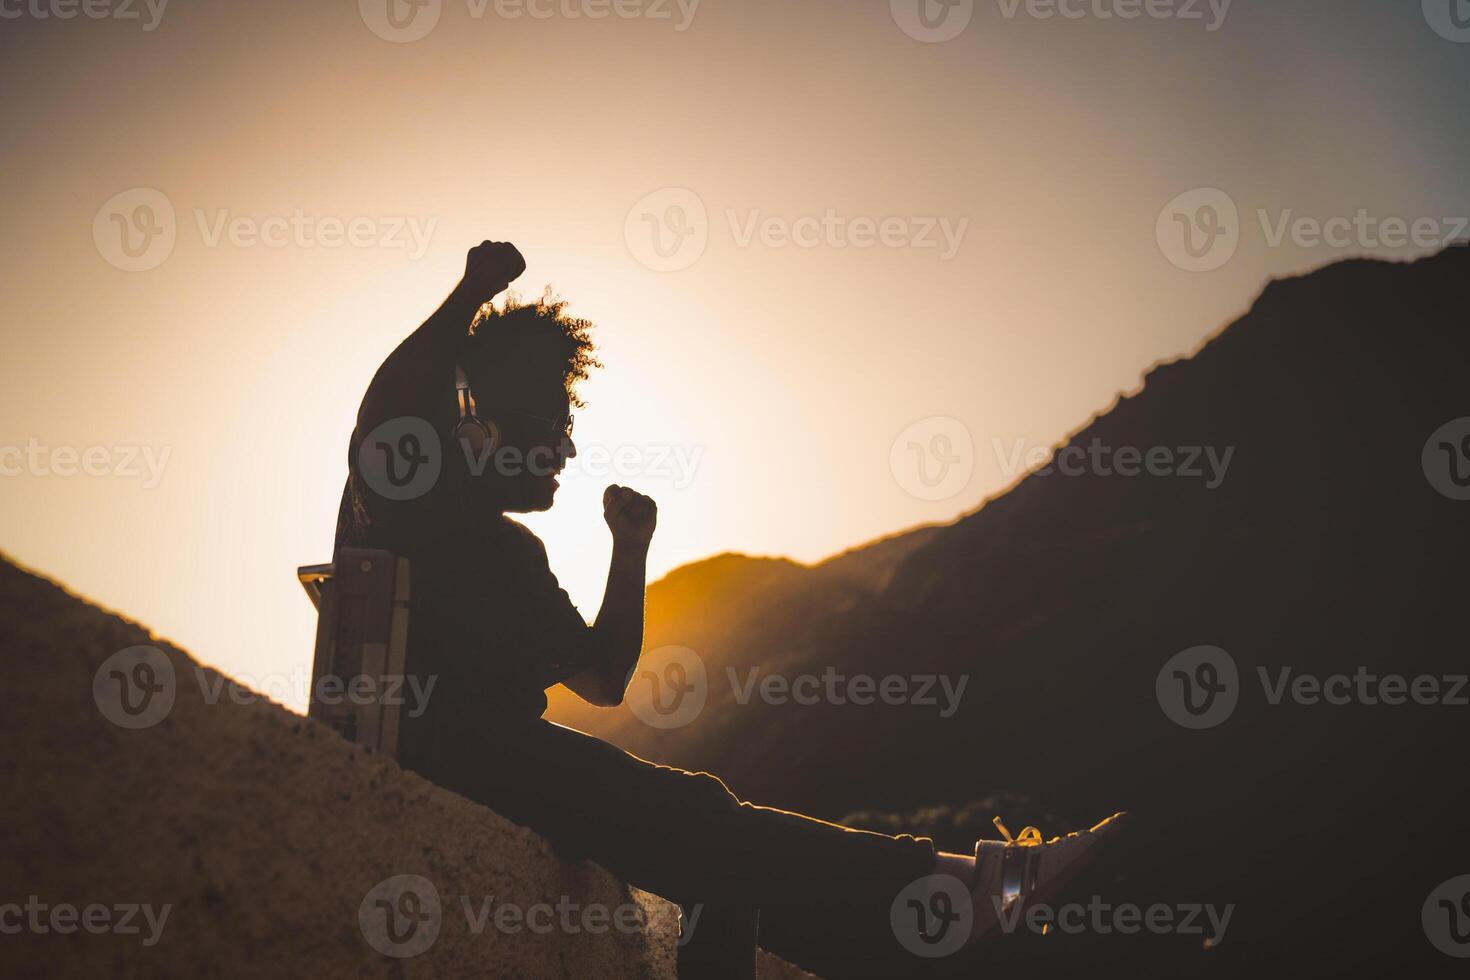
[486, 381, 576, 514]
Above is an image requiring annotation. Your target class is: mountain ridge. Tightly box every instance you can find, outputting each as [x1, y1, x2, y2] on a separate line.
[547, 246, 1470, 978]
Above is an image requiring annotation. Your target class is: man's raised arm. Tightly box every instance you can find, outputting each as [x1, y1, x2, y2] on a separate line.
[356, 241, 526, 433]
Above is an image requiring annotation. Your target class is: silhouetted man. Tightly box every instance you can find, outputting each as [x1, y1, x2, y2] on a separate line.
[336, 240, 1122, 976]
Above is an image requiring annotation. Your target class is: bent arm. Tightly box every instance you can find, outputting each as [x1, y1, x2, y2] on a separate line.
[358, 284, 487, 430]
[358, 237, 525, 432]
[563, 541, 648, 706]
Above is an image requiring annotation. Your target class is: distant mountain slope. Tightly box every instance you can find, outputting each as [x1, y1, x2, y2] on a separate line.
[547, 247, 1470, 978]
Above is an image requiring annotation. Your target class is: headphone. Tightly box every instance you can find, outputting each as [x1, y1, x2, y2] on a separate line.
[453, 364, 500, 461]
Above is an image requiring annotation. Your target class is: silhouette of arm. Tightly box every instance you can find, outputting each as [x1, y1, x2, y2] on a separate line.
[356, 242, 524, 434]
[563, 486, 656, 706]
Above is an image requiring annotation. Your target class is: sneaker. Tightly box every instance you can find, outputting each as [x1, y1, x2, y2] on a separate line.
[968, 811, 1127, 942]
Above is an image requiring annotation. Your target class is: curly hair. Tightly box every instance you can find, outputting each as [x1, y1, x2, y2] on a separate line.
[464, 289, 600, 409]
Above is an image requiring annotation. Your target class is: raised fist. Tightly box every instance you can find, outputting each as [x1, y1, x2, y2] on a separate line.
[603, 484, 657, 550]
[458, 240, 525, 304]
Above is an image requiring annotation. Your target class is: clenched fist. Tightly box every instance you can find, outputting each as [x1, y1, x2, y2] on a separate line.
[604, 484, 657, 550]
[457, 240, 525, 305]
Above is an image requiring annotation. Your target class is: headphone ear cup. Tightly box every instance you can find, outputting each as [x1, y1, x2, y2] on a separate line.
[455, 418, 501, 468]
[481, 418, 501, 457]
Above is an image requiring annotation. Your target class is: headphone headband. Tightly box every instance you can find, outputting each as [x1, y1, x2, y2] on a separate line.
[453, 364, 498, 460]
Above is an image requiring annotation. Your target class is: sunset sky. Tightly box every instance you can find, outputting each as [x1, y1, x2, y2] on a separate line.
[2, 0, 1467, 708]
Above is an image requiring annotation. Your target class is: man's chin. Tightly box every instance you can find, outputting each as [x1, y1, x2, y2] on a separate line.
[504, 478, 559, 513]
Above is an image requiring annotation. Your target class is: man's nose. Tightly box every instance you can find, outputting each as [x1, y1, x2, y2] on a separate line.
[562, 436, 578, 460]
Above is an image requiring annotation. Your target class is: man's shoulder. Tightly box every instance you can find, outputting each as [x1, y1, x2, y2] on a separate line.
[498, 517, 549, 559]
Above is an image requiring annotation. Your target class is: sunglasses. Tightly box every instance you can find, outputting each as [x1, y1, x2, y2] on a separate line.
[508, 409, 575, 440]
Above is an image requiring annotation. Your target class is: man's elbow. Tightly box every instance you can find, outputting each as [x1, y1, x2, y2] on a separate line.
[597, 676, 629, 708]
[596, 663, 634, 707]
